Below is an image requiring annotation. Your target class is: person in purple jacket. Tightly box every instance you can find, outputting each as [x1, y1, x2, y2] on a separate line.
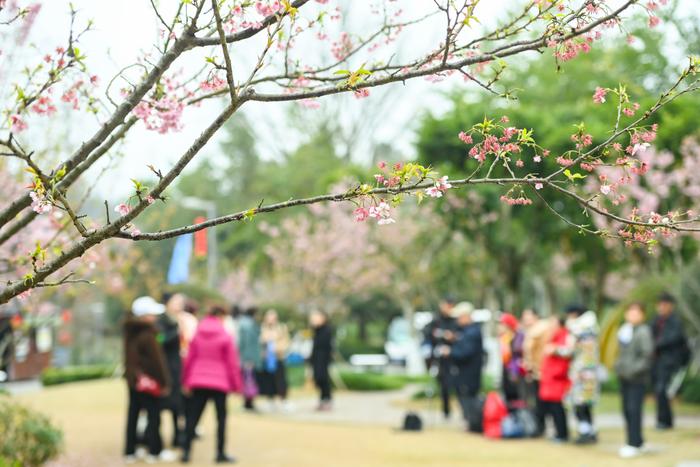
[181, 305, 242, 464]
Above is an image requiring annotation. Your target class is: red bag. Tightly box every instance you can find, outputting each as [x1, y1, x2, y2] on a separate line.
[483, 391, 508, 439]
[135, 374, 163, 397]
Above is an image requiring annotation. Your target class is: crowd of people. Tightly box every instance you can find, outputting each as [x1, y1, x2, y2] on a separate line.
[423, 292, 691, 459]
[122, 294, 334, 464]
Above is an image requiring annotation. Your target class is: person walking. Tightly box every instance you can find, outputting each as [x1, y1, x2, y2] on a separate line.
[157, 293, 185, 450]
[181, 305, 242, 464]
[539, 315, 574, 443]
[423, 296, 458, 419]
[615, 303, 654, 458]
[651, 292, 689, 430]
[566, 305, 600, 444]
[522, 308, 553, 437]
[444, 302, 483, 432]
[309, 310, 334, 411]
[259, 309, 291, 410]
[238, 306, 262, 411]
[123, 296, 172, 464]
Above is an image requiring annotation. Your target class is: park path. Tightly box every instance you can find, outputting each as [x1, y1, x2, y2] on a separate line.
[272, 384, 700, 430]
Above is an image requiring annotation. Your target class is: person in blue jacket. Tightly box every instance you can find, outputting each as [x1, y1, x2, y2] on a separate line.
[441, 302, 484, 431]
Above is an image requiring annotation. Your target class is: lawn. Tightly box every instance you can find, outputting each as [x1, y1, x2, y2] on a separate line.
[13, 379, 700, 467]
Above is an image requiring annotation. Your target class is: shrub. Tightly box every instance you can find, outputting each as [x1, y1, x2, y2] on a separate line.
[0, 399, 62, 467]
[681, 374, 700, 404]
[337, 371, 406, 391]
[41, 364, 115, 386]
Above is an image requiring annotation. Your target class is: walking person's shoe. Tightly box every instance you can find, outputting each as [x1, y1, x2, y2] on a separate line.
[215, 453, 237, 464]
[180, 450, 191, 464]
[574, 433, 598, 444]
[124, 455, 137, 464]
[618, 445, 642, 458]
[316, 401, 332, 412]
[159, 449, 178, 462]
[655, 422, 672, 430]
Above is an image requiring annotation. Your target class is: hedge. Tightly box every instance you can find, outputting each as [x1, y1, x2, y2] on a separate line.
[337, 371, 407, 391]
[0, 397, 62, 466]
[41, 365, 116, 386]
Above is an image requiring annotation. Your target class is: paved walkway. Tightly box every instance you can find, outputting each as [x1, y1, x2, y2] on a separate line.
[271, 384, 700, 430]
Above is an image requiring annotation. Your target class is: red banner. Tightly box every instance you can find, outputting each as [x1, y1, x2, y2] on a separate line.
[194, 216, 207, 257]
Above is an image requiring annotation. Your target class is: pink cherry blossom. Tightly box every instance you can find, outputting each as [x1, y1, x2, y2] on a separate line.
[458, 131, 473, 144]
[114, 203, 130, 216]
[29, 191, 52, 214]
[353, 207, 369, 222]
[10, 114, 27, 133]
[592, 86, 607, 104]
[534, 183, 544, 190]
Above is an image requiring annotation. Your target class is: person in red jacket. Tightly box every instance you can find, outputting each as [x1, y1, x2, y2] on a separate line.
[539, 315, 574, 442]
[181, 305, 242, 464]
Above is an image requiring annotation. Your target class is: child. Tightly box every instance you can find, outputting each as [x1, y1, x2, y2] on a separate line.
[539, 316, 574, 442]
[566, 305, 600, 444]
[615, 303, 654, 459]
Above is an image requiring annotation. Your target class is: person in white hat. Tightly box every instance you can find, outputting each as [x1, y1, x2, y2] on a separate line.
[123, 296, 173, 464]
[442, 301, 484, 432]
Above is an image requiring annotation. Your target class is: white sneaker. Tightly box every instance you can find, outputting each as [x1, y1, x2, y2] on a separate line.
[159, 449, 178, 462]
[135, 447, 147, 460]
[124, 455, 137, 465]
[618, 445, 641, 458]
[281, 401, 295, 413]
[145, 454, 157, 464]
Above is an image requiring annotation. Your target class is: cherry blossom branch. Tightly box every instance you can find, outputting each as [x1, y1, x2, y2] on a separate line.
[0, 117, 137, 248]
[211, 0, 236, 101]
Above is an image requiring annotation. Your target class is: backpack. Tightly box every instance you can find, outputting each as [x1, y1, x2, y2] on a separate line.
[501, 413, 525, 439]
[483, 391, 508, 439]
[515, 409, 539, 438]
[401, 412, 423, 431]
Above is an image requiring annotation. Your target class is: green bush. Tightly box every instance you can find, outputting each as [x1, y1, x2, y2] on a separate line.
[681, 374, 700, 404]
[0, 399, 62, 467]
[337, 371, 406, 391]
[286, 364, 306, 389]
[41, 364, 116, 386]
[601, 374, 620, 393]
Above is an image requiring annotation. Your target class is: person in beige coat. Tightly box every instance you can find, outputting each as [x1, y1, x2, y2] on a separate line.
[522, 309, 555, 437]
[258, 309, 291, 409]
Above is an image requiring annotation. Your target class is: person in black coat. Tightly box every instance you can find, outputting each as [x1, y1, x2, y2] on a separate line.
[651, 292, 689, 429]
[443, 302, 483, 431]
[156, 293, 185, 447]
[423, 296, 458, 419]
[309, 310, 334, 411]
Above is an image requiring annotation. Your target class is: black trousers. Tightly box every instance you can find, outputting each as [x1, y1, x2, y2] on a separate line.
[574, 402, 594, 434]
[455, 383, 480, 431]
[125, 389, 162, 456]
[316, 373, 333, 402]
[184, 389, 227, 456]
[542, 401, 568, 440]
[528, 380, 546, 436]
[437, 360, 451, 417]
[653, 366, 674, 427]
[620, 380, 645, 448]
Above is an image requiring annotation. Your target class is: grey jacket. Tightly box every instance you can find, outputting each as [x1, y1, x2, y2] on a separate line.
[615, 323, 654, 384]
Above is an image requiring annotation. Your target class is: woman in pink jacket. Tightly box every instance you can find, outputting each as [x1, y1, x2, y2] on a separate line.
[181, 305, 242, 464]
